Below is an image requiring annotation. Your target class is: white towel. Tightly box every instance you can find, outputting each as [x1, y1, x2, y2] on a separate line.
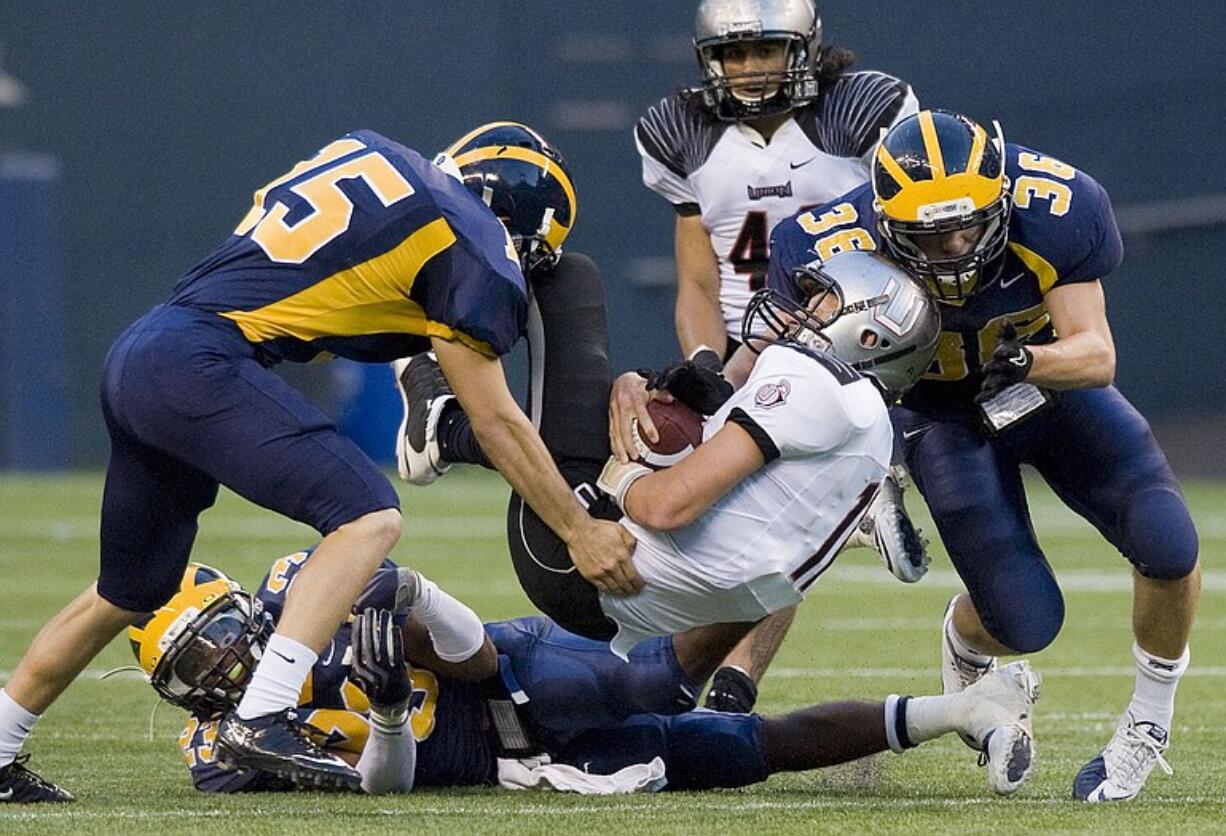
[496, 755, 667, 795]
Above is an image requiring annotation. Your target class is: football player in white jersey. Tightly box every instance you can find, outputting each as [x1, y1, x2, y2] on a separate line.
[397, 247, 939, 698]
[634, 0, 923, 712]
[597, 251, 940, 656]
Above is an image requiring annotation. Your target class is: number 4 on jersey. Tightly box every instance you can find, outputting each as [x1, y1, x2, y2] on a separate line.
[730, 211, 769, 291]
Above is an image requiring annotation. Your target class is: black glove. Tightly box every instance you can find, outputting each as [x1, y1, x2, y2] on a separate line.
[689, 347, 725, 375]
[703, 666, 758, 713]
[976, 322, 1034, 403]
[349, 608, 412, 709]
[645, 360, 733, 416]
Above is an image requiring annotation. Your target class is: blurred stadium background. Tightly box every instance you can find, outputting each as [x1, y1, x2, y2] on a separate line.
[1, 1, 1224, 473]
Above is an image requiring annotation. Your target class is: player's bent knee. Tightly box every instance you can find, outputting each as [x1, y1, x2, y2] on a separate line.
[97, 570, 186, 614]
[333, 507, 402, 555]
[981, 593, 1064, 654]
[1124, 486, 1199, 581]
[663, 712, 768, 790]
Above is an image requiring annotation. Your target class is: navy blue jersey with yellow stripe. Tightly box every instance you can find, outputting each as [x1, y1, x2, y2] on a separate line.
[768, 143, 1123, 417]
[180, 551, 496, 793]
[167, 129, 527, 364]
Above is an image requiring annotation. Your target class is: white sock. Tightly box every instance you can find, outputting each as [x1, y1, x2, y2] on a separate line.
[235, 634, 317, 720]
[415, 576, 486, 663]
[946, 618, 995, 666]
[1128, 642, 1189, 731]
[902, 693, 963, 746]
[0, 689, 39, 767]
[357, 708, 417, 794]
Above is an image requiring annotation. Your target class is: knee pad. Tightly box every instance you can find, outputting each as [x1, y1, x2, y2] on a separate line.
[975, 580, 1065, 654]
[97, 566, 182, 614]
[662, 712, 768, 790]
[1122, 486, 1199, 580]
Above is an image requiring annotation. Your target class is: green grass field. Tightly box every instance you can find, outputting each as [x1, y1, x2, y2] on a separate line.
[1, 470, 1223, 834]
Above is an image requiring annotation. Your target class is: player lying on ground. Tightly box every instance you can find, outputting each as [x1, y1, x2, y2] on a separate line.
[128, 554, 1039, 796]
[767, 108, 1202, 803]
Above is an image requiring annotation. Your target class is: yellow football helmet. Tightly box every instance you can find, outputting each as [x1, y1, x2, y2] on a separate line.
[441, 121, 576, 274]
[128, 563, 271, 713]
[873, 109, 1011, 301]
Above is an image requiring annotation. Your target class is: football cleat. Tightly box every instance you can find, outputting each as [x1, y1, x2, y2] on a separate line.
[215, 710, 362, 792]
[0, 755, 75, 803]
[941, 596, 999, 749]
[942, 596, 998, 694]
[869, 466, 930, 583]
[959, 660, 1041, 796]
[393, 352, 455, 486]
[1072, 711, 1172, 803]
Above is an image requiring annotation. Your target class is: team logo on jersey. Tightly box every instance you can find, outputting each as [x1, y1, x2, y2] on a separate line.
[747, 182, 794, 201]
[755, 379, 791, 409]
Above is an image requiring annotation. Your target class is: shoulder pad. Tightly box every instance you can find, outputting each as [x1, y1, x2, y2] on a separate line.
[636, 93, 729, 178]
[799, 71, 914, 158]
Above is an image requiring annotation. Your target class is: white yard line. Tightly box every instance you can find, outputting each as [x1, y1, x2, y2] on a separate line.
[768, 665, 1226, 679]
[3, 795, 1224, 821]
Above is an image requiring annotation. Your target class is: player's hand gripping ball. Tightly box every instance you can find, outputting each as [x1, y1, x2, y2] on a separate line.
[631, 400, 704, 469]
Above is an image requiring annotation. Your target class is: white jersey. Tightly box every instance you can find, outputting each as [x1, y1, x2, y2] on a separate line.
[601, 344, 893, 658]
[636, 72, 918, 338]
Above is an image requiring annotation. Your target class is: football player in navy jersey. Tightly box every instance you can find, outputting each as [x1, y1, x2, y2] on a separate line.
[767, 109, 1202, 803]
[634, 0, 925, 714]
[0, 126, 637, 803]
[135, 555, 1040, 797]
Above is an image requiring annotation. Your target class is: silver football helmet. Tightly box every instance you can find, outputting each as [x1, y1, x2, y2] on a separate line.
[692, 0, 822, 121]
[742, 251, 941, 396]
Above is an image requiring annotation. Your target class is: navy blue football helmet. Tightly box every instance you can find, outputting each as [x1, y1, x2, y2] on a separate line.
[442, 122, 576, 274]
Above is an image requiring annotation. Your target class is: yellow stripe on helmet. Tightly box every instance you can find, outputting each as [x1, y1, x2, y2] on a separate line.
[875, 141, 916, 192]
[451, 145, 577, 253]
[966, 121, 988, 178]
[919, 111, 946, 180]
[443, 121, 534, 157]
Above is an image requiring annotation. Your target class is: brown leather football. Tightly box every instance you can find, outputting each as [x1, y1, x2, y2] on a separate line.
[632, 399, 704, 468]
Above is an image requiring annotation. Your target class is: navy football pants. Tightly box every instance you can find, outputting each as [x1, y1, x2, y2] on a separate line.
[97, 304, 398, 612]
[896, 387, 1198, 653]
[487, 616, 768, 790]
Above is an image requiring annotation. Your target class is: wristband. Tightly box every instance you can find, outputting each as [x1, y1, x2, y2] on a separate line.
[597, 456, 652, 510]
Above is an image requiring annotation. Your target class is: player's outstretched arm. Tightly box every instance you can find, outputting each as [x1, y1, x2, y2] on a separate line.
[621, 422, 764, 530]
[674, 214, 727, 359]
[431, 337, 643, 597]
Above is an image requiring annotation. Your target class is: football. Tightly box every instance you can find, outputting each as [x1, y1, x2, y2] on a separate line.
[631, 399, 704, 468]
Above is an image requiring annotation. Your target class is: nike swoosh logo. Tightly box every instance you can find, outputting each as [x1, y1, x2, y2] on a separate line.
[319, 641, 335, 667]
[271, 649, 297, 664]
[789, 157, 817, 170]
[1000, 271, 1027, 289]
[0, 788, 13, 800]
[902, 427, 928, 441]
